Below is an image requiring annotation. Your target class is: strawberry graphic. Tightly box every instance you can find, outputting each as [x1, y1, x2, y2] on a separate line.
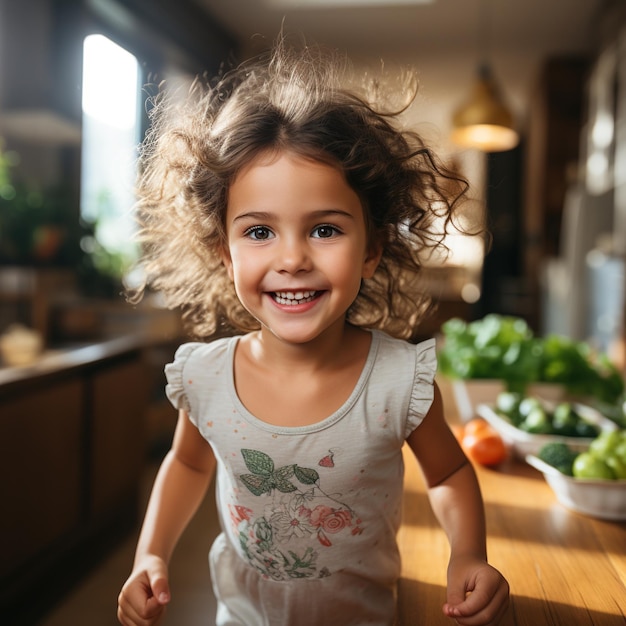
[318, 450, 335, 468]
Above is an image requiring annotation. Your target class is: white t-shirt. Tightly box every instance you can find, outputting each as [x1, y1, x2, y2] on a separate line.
[165, 330, 436, 626]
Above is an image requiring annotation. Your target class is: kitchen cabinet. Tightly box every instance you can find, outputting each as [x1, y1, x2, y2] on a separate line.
[0, 337, 148, 625]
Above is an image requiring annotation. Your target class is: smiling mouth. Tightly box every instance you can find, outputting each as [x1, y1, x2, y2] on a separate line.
[272, 290, 321, 305]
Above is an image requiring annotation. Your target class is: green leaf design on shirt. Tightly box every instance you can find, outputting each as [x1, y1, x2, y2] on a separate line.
[274, 479, 298, 493]
[241, 449, 274, 476]
[239, 450, 320, 496]
[294, 465, 319, 485]
[240, 473, 271, 496]
[275, 464, 296, 481]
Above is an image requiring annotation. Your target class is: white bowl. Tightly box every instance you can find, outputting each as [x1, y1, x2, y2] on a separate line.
[526, 454, 626, 521]
[476, 402, 618, 459]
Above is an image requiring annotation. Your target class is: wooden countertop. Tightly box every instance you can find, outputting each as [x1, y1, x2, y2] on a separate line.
[0, 334, 149, 391]
[397, 377, 626, 625]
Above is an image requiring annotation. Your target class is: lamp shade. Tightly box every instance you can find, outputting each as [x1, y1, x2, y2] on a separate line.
[451, 65, 519, 152]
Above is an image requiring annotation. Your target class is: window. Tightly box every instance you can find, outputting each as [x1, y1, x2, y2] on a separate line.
[81, 34, 140, 280]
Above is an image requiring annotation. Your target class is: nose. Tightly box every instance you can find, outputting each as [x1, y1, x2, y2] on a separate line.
[275, 234, 312, 274]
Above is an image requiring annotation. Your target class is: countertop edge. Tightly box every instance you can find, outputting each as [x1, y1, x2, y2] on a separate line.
[0, 333, 156, 388]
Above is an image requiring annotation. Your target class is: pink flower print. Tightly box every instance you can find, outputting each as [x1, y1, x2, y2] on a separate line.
[309, 505, 353, 534]
[317, 529, 332, 547]
[228, 504, 253, 529]
[351, 517, 364, 535]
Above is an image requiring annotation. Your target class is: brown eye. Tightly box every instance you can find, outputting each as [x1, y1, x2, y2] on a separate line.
[312, 225, 339, 239]
[245, 226, 273, 240]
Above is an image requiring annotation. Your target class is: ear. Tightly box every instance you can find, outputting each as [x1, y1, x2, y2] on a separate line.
[220, 245, 234, 281]
[361, 241, 382, 279]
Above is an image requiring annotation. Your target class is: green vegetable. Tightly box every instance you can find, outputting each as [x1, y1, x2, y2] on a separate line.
[538, 442, 578, 476]
[538, 430, 626, 480]
[521, 407, 553, 434]
[495, 391, 522, 418]
[572, 429, 626, 480]
[551, 403, 579, 436]
[589, 431, 623, 458]
[438, 315, 540, 390]
[614, 440, 626, 464]
[572, 452, 615, 479]
[518, 397, 542, 418]
[575, 422, 600, 438]
[438, 314, 625, 405]
[538, 335, 625, 405]
[605, 456, 626, 479]
[495, 394, 600, 438]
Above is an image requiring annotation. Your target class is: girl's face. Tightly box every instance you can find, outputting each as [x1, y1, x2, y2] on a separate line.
[222, 151, 381, 346]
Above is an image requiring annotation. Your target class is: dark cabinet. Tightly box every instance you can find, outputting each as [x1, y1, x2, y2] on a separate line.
[1, 378, 83, 582]
[90, 358, 145, 517]
[0, 339, 148, 625]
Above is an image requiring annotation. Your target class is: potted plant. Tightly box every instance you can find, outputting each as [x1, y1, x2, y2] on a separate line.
[0, 141, 123, 297]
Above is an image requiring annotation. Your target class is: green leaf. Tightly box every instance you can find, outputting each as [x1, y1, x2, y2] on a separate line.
[240, 473, 271, 496]
[275, 464, 296, 481]
[294, 466, 320, 485]
[274, 479, 298, 493]
[241, 449, 274, 476]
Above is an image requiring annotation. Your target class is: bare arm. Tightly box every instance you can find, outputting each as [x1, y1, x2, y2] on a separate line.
[117, 409, 216, 626]
[407, 383, 509, 625]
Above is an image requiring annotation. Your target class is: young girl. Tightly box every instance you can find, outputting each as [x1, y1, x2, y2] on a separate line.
[117, 38, 509, 626]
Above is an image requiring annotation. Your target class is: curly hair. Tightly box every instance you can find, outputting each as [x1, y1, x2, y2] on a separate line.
[130, 37, 470, 340]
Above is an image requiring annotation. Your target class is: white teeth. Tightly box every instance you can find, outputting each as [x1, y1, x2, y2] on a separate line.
[273, 290, 317, 305]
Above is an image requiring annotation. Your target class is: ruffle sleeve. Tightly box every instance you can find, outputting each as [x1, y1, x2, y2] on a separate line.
[164, 342, 204, 419]
[404, 338, 437, 438]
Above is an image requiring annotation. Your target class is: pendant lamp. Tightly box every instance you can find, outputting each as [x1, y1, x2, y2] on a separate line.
[451, 2, 519, 152]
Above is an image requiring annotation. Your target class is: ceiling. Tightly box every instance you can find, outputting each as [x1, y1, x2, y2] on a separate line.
[189, 0, 611, 161]
[192, 0, 608, 61]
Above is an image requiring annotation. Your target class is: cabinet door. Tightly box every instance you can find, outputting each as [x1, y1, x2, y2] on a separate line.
[90, 357, 146, 517]
[0, 379, 83, 580]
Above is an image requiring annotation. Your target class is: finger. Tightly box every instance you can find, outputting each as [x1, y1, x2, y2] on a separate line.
[118, 574, 169, 625]
[443, 589, 493, 621]
[118, 598, 167, 626]
[147, 562, 171, 606]
[456, 587, 494, 614]
[444, 584, 469, 612]
[445, 583, 510, 625]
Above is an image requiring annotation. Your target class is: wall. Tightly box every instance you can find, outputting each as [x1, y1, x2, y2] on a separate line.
[0, 0, 616, 334]
[0, 0, 237, 337]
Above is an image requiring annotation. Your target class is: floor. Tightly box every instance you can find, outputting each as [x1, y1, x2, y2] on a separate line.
[38, 463, 220, 626]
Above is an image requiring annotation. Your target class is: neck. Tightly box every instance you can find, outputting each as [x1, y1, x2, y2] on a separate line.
[247, 323, 367, 373]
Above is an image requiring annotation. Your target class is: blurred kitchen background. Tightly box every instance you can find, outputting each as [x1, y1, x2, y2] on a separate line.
[1, 0, 625, 624]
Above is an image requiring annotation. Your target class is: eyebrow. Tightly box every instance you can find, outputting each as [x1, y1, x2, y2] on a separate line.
[232, 209, 356, 223]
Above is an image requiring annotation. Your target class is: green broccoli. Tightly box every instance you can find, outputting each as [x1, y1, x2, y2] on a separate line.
[537, 442, 578, 476]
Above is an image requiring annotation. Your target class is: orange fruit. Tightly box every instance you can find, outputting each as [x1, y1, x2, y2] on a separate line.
[463, 418, 492, 437]
[462, 429, 507, 467]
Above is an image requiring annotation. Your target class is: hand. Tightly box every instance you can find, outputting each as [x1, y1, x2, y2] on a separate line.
[443, 556, 509, 625]
[117, 555, 171, 625]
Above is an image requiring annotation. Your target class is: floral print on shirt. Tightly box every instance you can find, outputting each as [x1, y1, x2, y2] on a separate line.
[232, 448, 364, 580]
